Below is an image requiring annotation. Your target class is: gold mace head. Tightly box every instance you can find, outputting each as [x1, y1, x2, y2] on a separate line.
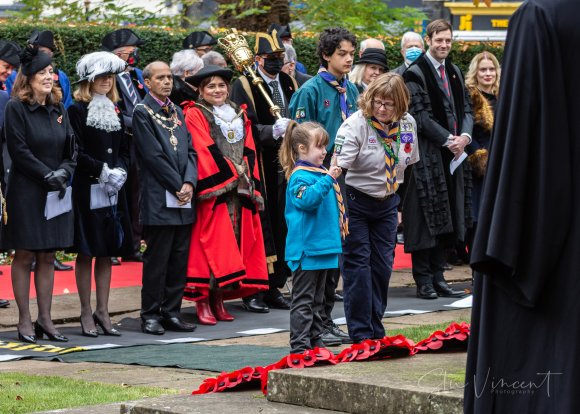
[218, 29, 255, 72]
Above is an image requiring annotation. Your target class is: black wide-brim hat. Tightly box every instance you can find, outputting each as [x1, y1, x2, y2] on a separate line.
[0, 41, 21, 67]
[358, 48, 389, 71]
[183, 31, 217, 50]
[28, 30, 55, 51]
[102, 29, 145, 52]
[20, 46, 52, 77]
[186, 65, 233, 87]
[255, 30, 284, 55]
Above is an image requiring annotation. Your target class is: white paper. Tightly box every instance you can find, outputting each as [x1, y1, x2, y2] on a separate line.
[44, 187, 72, 220]
[450, 152, 468, 175]
[156, 337, 207, 343]
[237, 328, 286, 335]
[165, 190, 191, 209]
[90, 184, 118, 210]
[384, 309, 431, 316]
[445, 295, 473, 308]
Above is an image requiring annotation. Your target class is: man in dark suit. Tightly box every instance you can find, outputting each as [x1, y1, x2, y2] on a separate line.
[230, 28, 296, 313]
[102, 28, 148, 264]
[402, 19, 473, 300]
[132, 61, 197, 335]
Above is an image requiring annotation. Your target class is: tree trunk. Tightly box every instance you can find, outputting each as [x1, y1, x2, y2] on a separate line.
[215, 0, 290, 32]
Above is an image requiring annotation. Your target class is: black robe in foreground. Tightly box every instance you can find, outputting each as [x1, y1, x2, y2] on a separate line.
[465, 0, 580, 412]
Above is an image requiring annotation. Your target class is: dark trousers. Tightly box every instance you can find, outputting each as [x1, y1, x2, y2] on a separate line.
[141, 224, 192, 321]
[411, 244, 447, 287]
[343, 187, 399, 342]
[290, 267, 328, 353]
[126, 138, 143, 255]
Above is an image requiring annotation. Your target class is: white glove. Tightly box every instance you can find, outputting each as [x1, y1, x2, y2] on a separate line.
[107, 168, 127, 192]
[273, 117, 291, 140]
[99, 163, 112, 185]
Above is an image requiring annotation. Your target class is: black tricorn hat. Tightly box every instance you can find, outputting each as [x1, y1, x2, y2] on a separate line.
[28, 30, 56, 51]
[101, 29, 145, 52]
[0, 41, 21, 66]
[358, 48, 389, 71]
[186, 65, 233, 88]
[254, 30, 284, 55]
[20, 46, 52, 77]
[269, 23, 291, 40]
[183, 31, 217, 50]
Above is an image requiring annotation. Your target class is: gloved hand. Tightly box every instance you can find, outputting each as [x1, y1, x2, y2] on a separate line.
[107, 168, 127, 192]
[44, 169, 69, 198]
[99, 163, 112, 185]
[273, 117, 291, 140]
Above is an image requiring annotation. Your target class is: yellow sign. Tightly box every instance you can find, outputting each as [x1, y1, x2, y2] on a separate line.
[459, 15, 473, 31]
[491, 19, 509, 28]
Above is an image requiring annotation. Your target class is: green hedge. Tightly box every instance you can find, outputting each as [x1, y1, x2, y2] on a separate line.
[0, 21, 504, 80]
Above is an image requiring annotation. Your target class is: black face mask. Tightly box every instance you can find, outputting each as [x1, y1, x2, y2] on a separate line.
[263, 57, 284, 75]
[127, 49, 139, 67]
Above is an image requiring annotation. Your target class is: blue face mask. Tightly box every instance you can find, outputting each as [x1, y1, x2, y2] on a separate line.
[405, 47, 422, 63]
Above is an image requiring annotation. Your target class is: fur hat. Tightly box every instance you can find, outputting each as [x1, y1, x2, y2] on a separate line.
[183, 31, 217, 50]
[101, 29, 144, 52]
[19, 46, 52, 77]
[76, 51, 127, 83]
[0, 41, 21, 66]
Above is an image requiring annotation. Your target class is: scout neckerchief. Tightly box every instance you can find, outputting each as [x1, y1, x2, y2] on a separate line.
[318, 66, 350, 122]
[369, 117, 400, 193]
[291, 159, 348, 239]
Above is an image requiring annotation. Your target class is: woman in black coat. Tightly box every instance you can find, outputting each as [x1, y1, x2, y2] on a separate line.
[2, 46, 76, 343]
[68, 51, 133, 337]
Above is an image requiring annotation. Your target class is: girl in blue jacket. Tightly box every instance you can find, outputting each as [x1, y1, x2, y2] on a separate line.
[279, 121, 346, 353]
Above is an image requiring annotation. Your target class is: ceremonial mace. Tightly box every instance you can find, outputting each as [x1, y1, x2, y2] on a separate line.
[218, 29, 282, 120]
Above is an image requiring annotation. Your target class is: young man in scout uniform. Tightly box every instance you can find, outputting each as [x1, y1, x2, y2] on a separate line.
[288, 27, 359, 345]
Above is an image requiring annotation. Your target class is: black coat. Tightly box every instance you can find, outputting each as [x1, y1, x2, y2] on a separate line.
[1, 98, 77, 250]
[169, 76, 198, 109]
[132, 94, 197, 226]
[402, 55, 473, 252]
[67, 102, 133, 257]
[465, 1, 580, 411]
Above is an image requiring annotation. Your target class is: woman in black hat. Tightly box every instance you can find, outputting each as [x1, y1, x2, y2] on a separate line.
[67, 51, 133, 338]
[349, 48, 389, 93]
[2, 46, 76, 343]
[182, 65, 269, 325]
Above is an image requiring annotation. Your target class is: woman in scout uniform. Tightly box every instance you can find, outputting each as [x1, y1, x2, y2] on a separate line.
[334, 73, 419, 343]
[183, 65, 269, 325]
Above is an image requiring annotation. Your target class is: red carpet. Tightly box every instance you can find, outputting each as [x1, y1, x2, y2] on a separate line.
[0, 246, 411, 300]
[0, 261, 143, 300]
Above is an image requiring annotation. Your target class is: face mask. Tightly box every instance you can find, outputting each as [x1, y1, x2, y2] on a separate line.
[405, 47, 422, 64]
[263, 58, 284, 75]
[127, 49, 139, 67]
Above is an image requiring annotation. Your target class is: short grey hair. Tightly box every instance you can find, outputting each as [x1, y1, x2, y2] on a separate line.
[283, 44, 297, 64]
[360, 38, 385, 52]
[170, 49, 204, 78]
[201, 51, 226, 67]
[400, 31, 424, 49]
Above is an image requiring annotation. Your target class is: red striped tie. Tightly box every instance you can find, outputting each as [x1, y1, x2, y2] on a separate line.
[438, 65, 450, 97]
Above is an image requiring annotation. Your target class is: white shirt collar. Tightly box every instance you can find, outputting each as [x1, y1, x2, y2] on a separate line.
[426, 50, 445, 72]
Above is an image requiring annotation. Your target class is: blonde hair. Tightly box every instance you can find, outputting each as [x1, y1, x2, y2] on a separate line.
[349, 63, 366, 85]
[358, 72, 409, 121]
[279, 121, 329, 179]
[73, 76, 120, 103]
[12, 69, 62, 105]
[465, 51, 501, 96]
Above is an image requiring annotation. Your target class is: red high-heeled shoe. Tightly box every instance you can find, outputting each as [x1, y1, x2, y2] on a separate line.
[211, 292, 234, 322]
[196, 298, 217, 325]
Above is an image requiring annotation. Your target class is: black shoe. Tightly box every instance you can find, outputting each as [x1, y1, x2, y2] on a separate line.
[80, 318, 98, 338]
[320, 329, 342, 346]
[0, 299, 9, 308]
[263, 292, 291, 310]
[161, 316, 196, 332]
[434, 281, 467, 298]
[334, 292, 344, 302]
[396, 233, 405, 245]
[18, 329, 36, 344]
[141, 319, 165, 335]
[93, 313, 121, 336]
[416, 284, 438, 299]
[34, 321, 68, 342]
[242, 297, 270, 313]
[329, 323, 353, 344]
[110, 257, 121, 266]
[122, 253, 143, 263]
[54, 259, 73, 271]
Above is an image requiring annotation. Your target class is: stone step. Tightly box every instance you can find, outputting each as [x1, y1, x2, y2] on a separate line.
[119, 391, 343, 413]
[267, 352, 466, 414]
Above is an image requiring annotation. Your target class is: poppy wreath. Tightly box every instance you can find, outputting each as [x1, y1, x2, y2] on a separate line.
[191, 322, 471, 396]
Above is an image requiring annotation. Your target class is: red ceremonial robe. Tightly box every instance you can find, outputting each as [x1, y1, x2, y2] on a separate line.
[183, 102, 269, 301]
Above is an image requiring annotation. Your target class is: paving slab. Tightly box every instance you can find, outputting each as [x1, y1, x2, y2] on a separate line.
[267, 352, 466, 414]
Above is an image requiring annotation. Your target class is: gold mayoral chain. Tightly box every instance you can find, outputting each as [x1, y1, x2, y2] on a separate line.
[143, 104, 180, 151]
[197, 103, 244, 143]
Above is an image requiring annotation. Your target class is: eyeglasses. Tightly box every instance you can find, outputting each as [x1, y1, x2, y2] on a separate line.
[372, 100, 395, 110]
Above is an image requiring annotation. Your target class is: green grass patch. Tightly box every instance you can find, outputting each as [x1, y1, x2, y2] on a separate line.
[0, 372, 178, 414]
[387, 319, 470, 343]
